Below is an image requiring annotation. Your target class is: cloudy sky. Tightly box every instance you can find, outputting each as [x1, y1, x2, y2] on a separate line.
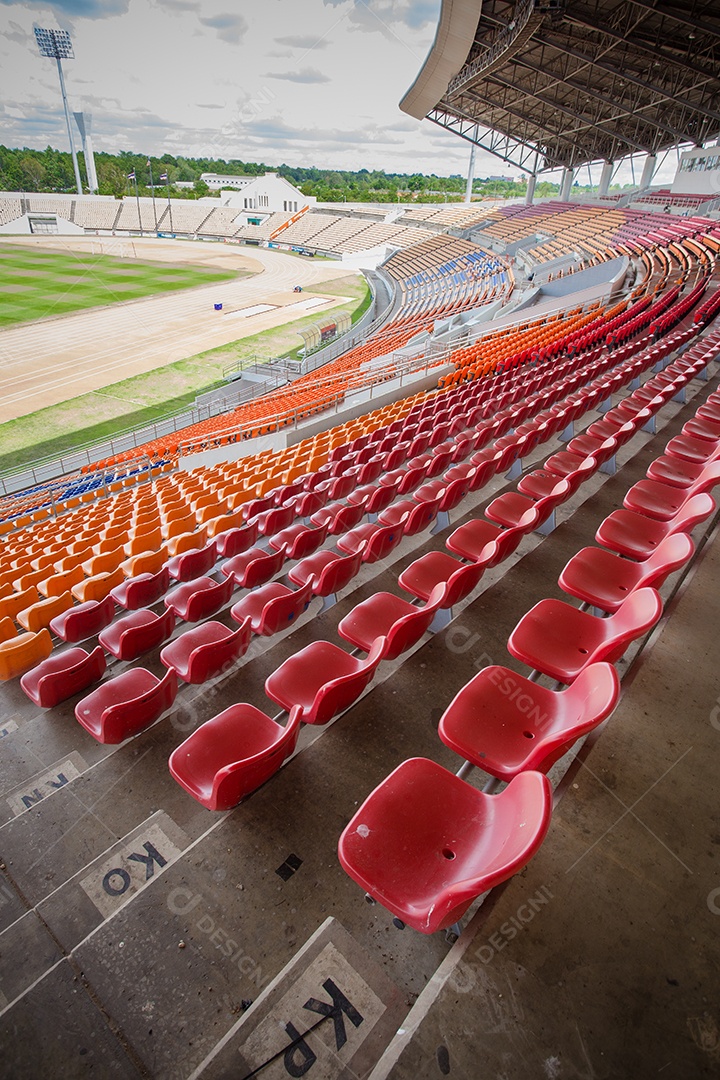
[0, 0, 680, 183]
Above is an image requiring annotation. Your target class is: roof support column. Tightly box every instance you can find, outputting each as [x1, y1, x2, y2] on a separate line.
[464, 145, 476, 205]
[559, 166, 573, 202]
[525, 172, 537, 205]
[598, 161, 613, 198]
[640, 153, 657, 191]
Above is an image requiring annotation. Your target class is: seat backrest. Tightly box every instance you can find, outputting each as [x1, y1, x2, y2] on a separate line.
[242, 547, 285, 590]
[256, 505, 295, 537]
[102, 668, 179, 743]
[214, 521, 259, 558]
[603, 586, 663, 663]
[19, 590, 73, 633]
[185, 618, 252, 682]
[329, 503, 365, 535]
[357, 458, 384, 485]
[51, 594, 116, 643]
[41, 564, 84, 598]
[436, 769, 553, 921]
[310, 637, 386, 725]
[533, 662, 620, 771]
[261, 580, 313, 635]
[185, 575, 234, 622]
[669, 492, 715, 535]
[115, 566, 170, 609]
[122, 547, 168, 578]
[402, 495, 442, 537]
[359, 524, 400, 564]
[364, 483, 397, 516]
[328, 474, 357, 501]
[639, 532, 695, 588]
[171, 541, 217, 582]
[0, 585, 39, 622]
[692, 459, 720, 494]
[442, 561, 485, 608]
[205, 510, 246, 539]
[315, 548, 364, 597]
[536, 480, 572, 521]
[468, 457, 496, 493]
[285, 522, 329, 560]
[0, 628, 53, 681]
[563, 457, 597, 496]
[243, 494, 275, 521]
[22, 645, 107, 709]
[111, 607, 176, 660]
[382, 584, 447, 660]
[213, 705, 303, 809]
[438, 475, 471, 513]
[485, 510, 538, 568]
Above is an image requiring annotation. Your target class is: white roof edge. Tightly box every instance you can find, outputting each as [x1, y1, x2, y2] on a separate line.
[399, 0, 482, 121]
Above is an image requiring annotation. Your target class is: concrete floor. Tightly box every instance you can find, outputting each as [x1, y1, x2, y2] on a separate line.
[0, 361, 718, 1079]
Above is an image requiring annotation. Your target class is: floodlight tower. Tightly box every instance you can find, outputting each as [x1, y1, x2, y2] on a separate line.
[34, 27, 83, 195]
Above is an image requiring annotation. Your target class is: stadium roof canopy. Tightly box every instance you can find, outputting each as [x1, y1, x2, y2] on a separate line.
[401, 0, 720, 174]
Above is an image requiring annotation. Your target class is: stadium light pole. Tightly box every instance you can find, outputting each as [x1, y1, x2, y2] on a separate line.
[34, 27, 83, 195]
[160, 171, 173, 234]
[147, 157, 158, 231]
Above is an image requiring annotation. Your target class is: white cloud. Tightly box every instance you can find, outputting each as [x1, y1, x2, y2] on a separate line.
[265, 67, 331, 84]
[274, 33, 329, 50]
[198, 12, 248, 44]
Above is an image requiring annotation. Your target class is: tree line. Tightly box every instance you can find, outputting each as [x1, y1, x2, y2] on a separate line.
[0, 144, 572, 203]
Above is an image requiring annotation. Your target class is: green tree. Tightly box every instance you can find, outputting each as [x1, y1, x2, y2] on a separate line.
[97, 159, 127, 198]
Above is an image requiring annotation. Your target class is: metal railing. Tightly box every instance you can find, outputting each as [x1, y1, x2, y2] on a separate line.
[178, 342, 453, 457]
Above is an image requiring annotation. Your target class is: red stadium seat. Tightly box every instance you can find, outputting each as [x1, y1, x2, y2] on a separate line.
[220, 548, 285, 590]
[268, 521, 329, 560]
[99, 608, 176, 661]
[213, 521, 260, 558]
[507, 588, 663, 683]
[160, 617, 251, 683]
[265, 637, 385, 725]
[166, 541, 217, 583]
[75, 667, 178, 744]
[439, 662, 620, 779]
[595, 494, 715, 560]
[558, 533, 695, 612]
[446, 517, 502, 560]
[49, 594, 116, 643]
[338, 759, 552, 934]
[336, 522, 403, 563]
[111, 566, 170, 610]
[310, 501, 365, 535]
[164, 575, 234, 622]
[21, 645, 106, 709]
[288, 547, 364, 607]
[168, 704, 303, 811]
[230, 579, 313, 636]
[338, 583, 447, 660]
[623, 462, 720, 519]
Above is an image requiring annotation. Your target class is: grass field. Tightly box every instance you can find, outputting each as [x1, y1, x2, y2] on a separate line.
[0, 275, 370, 474]
[0, 244, 240, 328]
